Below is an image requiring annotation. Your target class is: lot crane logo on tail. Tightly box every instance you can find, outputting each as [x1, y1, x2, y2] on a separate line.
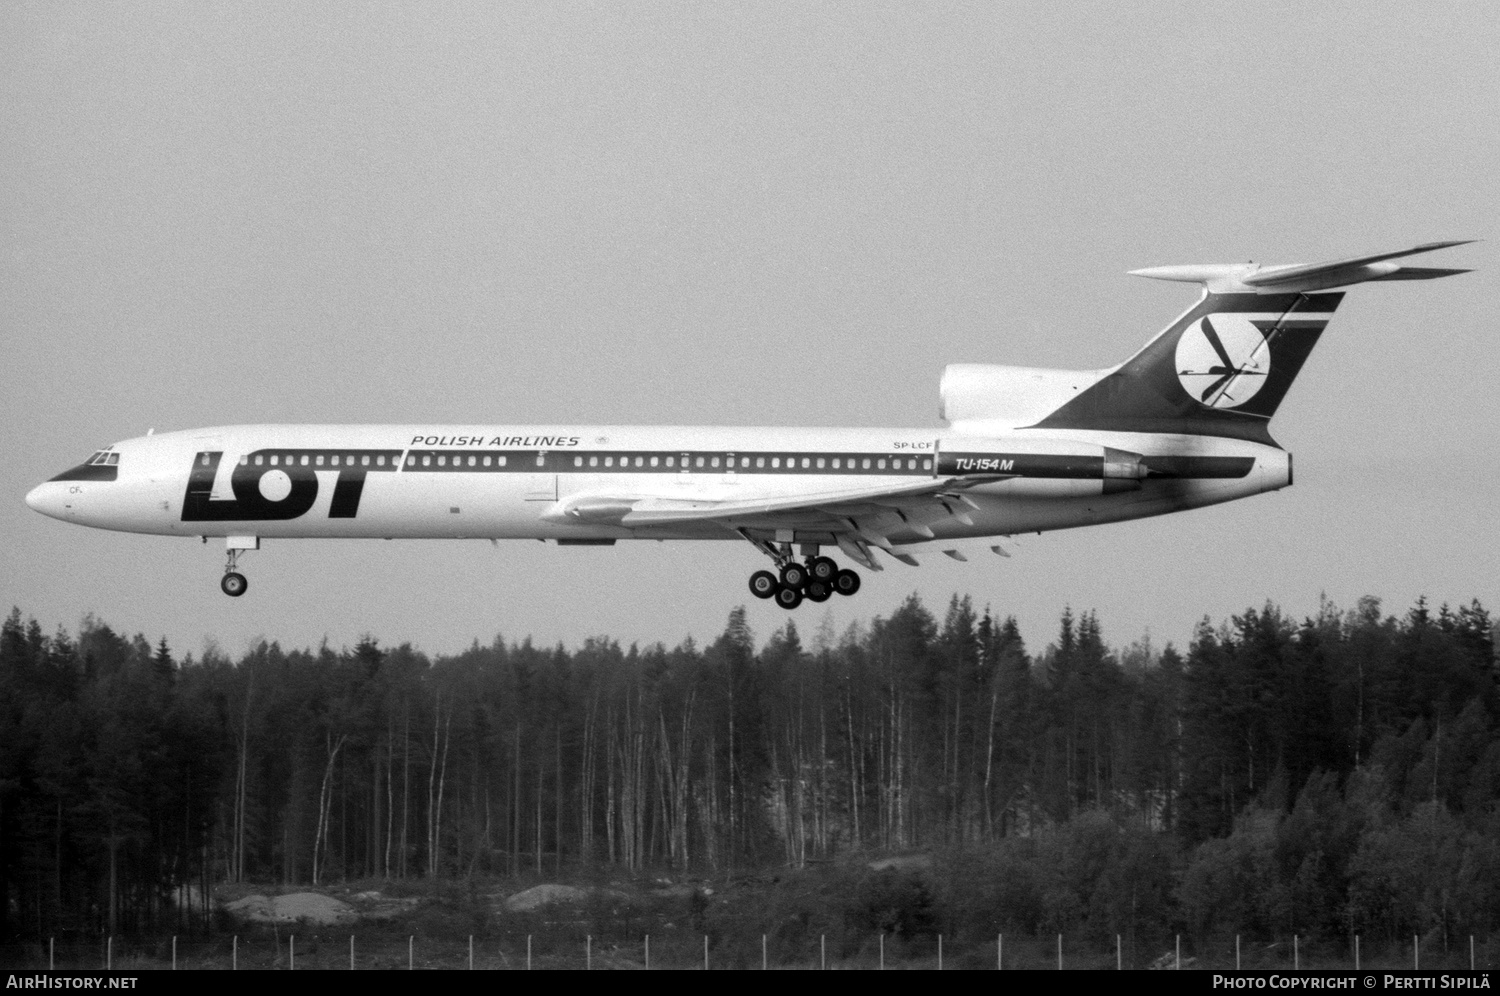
[1175, 315, 1272, 409]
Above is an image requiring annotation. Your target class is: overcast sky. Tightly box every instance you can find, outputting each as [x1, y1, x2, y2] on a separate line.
[3, 2, 1495, 661]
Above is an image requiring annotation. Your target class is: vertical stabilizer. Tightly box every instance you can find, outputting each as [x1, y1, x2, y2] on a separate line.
[1029, 242, 1471, 444]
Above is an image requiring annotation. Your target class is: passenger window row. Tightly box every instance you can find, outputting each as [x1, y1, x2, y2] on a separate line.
[235, 452, 399, 469]
[401, 450, 934, 473]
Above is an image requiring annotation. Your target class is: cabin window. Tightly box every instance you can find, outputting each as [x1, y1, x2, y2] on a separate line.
[605, 456, 613, 467]
[862, 458, 870, 469]
[711, 457, 720, 468]
[296, 455, 305, 466]
[315, 455, 324, 466]
[331, 455, 339, 466]
[482, 456, 491, 467]
[696, 456, 705, 468]
[254, 456, 263, 466]
[406, 456, 415, 468]
[574, 456, 583, 467]
[536, 453, 546, 466]
[378, 455, 387, 466]
[878, 459, 887, 470]
[589, 456, 598, 467]
[438, 455, 446, 466]
[741, 456, 749, 468]
[772, 457, 780, 468]
[756, 457, 765, 468]
[466, 456, 475, 467]
[635, 456, 644, 467]
[498, 456, 507, 466]
[270, 455, 279, 466]
[833, 458, 841, 469]
[801, 457, 810, 469]
[665, 456, 675, 467]
[923, 458, 932, 471]
[816, 457, 825, 469]
[199, 454, 209, 466]
[650, 456, 659, 467]
[422, 456, 431, 466]
[238, 455, 248, 466]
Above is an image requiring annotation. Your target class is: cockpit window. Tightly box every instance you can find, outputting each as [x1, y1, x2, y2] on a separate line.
[51, 448, 120, 482]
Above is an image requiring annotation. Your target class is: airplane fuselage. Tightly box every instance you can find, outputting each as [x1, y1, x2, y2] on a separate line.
[26, 423, 1287, 545]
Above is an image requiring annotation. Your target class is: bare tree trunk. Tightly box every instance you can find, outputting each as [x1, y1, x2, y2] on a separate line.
[983, 679, 998, 840]
[399, 706, 410, 879]
[312, 732, 347, 886]
[429, 701, 452, 879]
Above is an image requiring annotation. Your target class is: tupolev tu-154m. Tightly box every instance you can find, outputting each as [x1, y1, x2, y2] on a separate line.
[26, 241, 1472, 608]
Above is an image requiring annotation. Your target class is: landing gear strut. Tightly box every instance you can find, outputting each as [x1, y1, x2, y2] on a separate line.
[219, 536, 257, 597]
[221, 549, 248, 598]
[744, 542, 861, 610]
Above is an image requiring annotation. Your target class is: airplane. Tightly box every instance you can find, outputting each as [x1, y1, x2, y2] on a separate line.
[25, 241, 1472, 609]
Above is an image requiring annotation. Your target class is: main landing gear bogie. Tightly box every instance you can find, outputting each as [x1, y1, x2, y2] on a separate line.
[750, 551, 861, 610]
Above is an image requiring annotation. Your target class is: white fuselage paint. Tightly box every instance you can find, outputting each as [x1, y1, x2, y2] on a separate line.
[25, 423, 1290, 547]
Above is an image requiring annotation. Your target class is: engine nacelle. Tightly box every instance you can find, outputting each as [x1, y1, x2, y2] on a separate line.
[938, 435, 1147, 496]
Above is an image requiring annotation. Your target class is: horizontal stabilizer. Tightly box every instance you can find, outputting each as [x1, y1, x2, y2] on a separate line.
[1131, 240, 1474, 294]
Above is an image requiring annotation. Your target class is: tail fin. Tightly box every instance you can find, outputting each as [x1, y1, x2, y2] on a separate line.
[1030, 241, 1472, 444]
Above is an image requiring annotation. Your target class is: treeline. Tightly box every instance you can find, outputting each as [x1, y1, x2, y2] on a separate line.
[0, 595, 1494, 947]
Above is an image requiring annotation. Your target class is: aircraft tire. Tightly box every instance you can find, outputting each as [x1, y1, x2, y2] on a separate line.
[779, 562, 809, 590]
[221, 572, 248, 597]
[805, 580, 832, 602]
[774, 586, 803, 610]
[749, 571, 779, 599]
[809, 556, 838, 582]
[834, 569, 860, 596]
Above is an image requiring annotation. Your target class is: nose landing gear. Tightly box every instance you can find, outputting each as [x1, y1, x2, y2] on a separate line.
[748, 545, 860, 609]
[217, 536, 258, 597]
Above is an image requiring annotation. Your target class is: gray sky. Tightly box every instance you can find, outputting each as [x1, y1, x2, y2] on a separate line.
[4, 2, 1496, 660]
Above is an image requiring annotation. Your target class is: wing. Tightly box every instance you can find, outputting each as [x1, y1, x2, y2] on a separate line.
[543, 475, 1009, 570]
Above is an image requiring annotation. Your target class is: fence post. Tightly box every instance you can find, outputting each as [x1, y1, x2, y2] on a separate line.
[1294, 934, 1298, 970]
[290, 935, 295, 971]
[1057, 932, 1062, 970]
[1355, 935, 1360, 970]
[1414, 934, 1419, 970]
[106, 936, 111, 971]
[1235, 934, 1240, 970]
[880, 933, 885, 971]
[233, 935, 237, 971]
[50, 937, 54, 970]
[760, 934, 765, 970]
[938, 934, 942, 971]
[821, 934, 826, 970]
[527, 934, 532, 971]
[998, 933, 1002, 971]
[646, 935, 650, 970]
[351, 934, 355, 970]
[408, 935, 412, 970]
[469, 935, 473, 970]
[587, 934, 591, 970]
[704, 933, 709, 971]
[172, 935, 177, 970]
[1471, 935, 1475, 971]
[1117, 934, 1122, 970]
[1177, 934, 1181, 970]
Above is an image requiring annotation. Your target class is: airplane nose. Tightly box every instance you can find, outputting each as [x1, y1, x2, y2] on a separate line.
[25, 482, 65, 520]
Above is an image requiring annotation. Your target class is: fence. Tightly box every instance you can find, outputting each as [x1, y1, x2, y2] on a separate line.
[0, 931, 1491, 970]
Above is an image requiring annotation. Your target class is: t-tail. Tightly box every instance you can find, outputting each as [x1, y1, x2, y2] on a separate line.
[941, 241, 1473, 445]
